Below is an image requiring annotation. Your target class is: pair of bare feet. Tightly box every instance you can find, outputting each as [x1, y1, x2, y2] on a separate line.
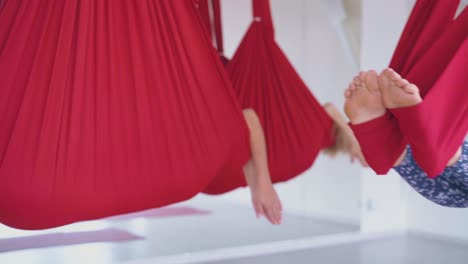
[344, 68, 461, 167]
[344, 68, 421, 125]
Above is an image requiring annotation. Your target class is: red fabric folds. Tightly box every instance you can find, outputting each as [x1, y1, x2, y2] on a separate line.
[212, 0, 225, 58]
[389, 0, 460, 76]
[195, 0, 229, 64]
[349, 112, 407, 175]
[203, 0, 334, 194]
[252, 0, 274, 37]
[350, 0, 468, 177]
[392, 39, 468, 177]
[0, 0, 250, 229]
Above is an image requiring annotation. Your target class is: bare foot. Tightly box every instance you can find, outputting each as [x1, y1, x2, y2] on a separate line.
[344, 70, 386, 124]
[378, 68, 422, 109]
[242, 109, 283, 225]
[243, 160, 283, 225]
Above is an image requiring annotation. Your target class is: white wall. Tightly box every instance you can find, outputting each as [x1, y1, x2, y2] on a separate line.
[217, 0, 362, 225]
[359, 0, 410, 232]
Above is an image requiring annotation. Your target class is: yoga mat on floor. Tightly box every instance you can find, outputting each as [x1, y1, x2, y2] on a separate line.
[0, 228, 143, 253]
[106, 206, 211, 221]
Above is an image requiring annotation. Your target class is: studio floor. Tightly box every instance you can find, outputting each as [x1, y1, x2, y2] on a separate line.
[201, 235, 468, 264]
[0, 195, 467, 264]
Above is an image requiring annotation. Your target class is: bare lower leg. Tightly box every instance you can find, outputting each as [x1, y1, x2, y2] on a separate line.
[242, 109, 282, 224]
[242, 109, 270, 184]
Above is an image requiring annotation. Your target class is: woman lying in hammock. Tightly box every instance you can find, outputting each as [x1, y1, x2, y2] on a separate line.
[243, 104, 366, 225]
[344, 69, 467, 207]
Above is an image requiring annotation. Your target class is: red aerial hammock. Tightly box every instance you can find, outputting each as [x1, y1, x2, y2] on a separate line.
[350, 0, 468, 177]
[202, 0, 337, 194]
[194, 0, 229, 65]
[0, 0, 251, 230]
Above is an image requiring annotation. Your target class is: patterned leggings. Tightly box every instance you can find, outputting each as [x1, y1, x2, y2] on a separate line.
[394, 141, 468, 207]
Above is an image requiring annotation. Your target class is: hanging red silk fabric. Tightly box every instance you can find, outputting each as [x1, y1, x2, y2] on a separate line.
[204, 0, 335, 194]
[350, 0, 468, 177]
[194, 0, 229, 64]
[0, 0, 250, 230]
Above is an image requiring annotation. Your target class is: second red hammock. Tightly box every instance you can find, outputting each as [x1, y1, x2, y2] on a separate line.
[203, 0, 335, 194]
[350, 0, 468, 177]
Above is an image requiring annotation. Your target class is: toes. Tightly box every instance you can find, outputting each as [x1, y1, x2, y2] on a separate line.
[366, 70, 378, 79]
[381, 68, 395, 79]
[388, 68, 401, 79]
[402, 84, 413, 94]
[345, 82, 357, 98]
[365, 70, 379, 91]
[353, 76, 361, 86]
[383, 68, 403, 85]
[358, 71, 367, 82]
[378, 69, 393, 89]
[345, 89, 352, 98]
[367, 69, 378, 76]
[395, 78, 409, 87]
[380, 68, 391, 77]
[403, 83, 419, 94]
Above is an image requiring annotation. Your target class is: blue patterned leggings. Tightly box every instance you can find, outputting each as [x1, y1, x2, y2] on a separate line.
[394, 141, 468, 207]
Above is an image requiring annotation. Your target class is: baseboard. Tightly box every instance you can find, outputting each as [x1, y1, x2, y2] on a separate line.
[120, 230, 405, 264]
[408, 230, 468, 246]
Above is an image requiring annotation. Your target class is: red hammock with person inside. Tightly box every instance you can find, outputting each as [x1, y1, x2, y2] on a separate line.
[350, 0, 468, 177]
[200, 0, 335, 194]
[0, 0, 250, 229]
